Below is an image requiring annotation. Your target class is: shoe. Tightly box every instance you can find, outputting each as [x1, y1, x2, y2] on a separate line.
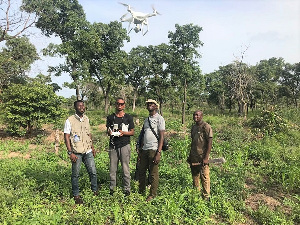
[74, 196, 83, 204]
[93, 191, 99, 196]
[109, 190, 114, 196]
[146, 195, 154, 202]
[204, 197, 210, 202]
[124, 190, 130, 196]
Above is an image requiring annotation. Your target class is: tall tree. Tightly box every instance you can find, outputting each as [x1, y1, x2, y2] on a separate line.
[0, 0, 37, 42]
[146, 44, 172, 115]
[0, 36, 38, 91]
[22, 0, 89, 100]
[254, 57, 285, 108]
[227, 60, 254, 117]
[127, 46, 149, 112]
[186, 65, 205, 109]
[279, 62, 300, 107]
[205, 71, 228, 111]
[168, 24, 203, 124]
[86, 21, 130, 114]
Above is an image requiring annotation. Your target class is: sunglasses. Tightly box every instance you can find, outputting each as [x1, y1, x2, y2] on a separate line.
[116, 102, 125, 106]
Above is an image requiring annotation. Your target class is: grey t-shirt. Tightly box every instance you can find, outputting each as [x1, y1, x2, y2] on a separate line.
[142, 113, 165, 151]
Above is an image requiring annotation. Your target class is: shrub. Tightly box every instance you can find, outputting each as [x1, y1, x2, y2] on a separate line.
[247, 110, 288, 135]
[0, 82, 66, 136]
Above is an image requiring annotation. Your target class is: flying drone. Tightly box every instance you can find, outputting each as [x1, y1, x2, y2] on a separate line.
[119, 2, 161, 36]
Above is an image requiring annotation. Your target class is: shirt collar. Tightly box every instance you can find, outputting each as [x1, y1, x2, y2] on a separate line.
[149, 112, 159, 118]
[75, 113, 84, 122]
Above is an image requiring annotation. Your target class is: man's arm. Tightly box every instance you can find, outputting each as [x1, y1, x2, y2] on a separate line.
[64, 133, 78, 163]
[203, 137, 212, 164]
[89, 133, 96, 157]
[157, 130, 164, 153]
[153, 130, 164, 164]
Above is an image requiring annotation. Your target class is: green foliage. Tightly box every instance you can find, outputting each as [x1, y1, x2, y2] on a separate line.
[0, 82, 66, 135]
[0, 36, 39, 89]
[0, 109, 299, 224]
[248, 110, 289, 135]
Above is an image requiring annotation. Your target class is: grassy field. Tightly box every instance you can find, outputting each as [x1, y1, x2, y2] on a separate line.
[0, 107, 299, 224]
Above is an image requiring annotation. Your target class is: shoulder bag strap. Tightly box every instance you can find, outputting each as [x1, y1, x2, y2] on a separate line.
[148, 117, 159, 141]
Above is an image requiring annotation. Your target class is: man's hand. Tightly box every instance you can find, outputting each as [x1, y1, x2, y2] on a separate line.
[203, 158, 209, 165]
[92, 146, 96, 157]
[70, 153, 78, 163]
[153, 151, 161, 164]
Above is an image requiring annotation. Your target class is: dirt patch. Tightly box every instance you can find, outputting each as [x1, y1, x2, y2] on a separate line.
[245, 193, 281, 211]
[98, 124, 107, 132]
[0, 151, 31, 159]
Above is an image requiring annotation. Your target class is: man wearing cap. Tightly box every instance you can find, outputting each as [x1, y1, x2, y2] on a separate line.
[138, 99, 165, 201]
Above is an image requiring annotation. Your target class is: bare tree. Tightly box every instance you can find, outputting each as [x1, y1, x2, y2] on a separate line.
[228, 47, 254, 117]
[0, 0, 37, 42]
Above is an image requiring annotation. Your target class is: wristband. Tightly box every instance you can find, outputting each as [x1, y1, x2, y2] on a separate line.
[67, 151, 73, 155]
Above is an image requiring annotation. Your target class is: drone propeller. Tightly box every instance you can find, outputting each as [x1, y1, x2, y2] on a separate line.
[120, 13, 129, 20]
[151, 5, 162, 15]
[119, 2, 129, 7]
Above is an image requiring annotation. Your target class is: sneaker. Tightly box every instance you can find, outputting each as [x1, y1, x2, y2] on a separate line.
[74, 196, 83, 204]
[124, 190, 130, 196]
[146, 195, 154, 202]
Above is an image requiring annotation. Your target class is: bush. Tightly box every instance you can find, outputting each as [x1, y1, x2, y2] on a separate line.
[247, 110, 289, 135]
[0, 82, 66, 136]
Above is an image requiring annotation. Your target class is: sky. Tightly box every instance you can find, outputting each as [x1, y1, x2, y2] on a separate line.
[28, 0, 300, 98]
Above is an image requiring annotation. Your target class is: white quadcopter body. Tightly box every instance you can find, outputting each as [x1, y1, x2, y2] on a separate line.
[119, 2, 161, 36]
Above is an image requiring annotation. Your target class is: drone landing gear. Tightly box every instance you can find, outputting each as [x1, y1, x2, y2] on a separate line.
[142, 24, 149, 36]
[142, 30, 148, 36]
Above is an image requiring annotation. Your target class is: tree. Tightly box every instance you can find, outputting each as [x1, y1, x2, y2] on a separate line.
[205, 71, 227, 111]
[0, 0, 37, 42]
[86, 21, 129, 114]
[254, 57, 285, 108]
[23, 0, 89, 100]
[127, 46, 149, 112]
[146, 44, 172, 115]
[168, 24, 203, 124]
[0, 82, 66, 135]
[185, 65, 205, 109]
[279, 62, 300, 107]
[227, 60, 254, 117]
[28, 73, 62, 93]
[0, 36, 38, 91]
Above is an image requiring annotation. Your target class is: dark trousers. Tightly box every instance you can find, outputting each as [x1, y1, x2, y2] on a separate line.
[139, 150, 159, 197]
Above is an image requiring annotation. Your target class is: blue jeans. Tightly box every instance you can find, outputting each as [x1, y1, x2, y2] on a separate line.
[71, 152, 98, 196]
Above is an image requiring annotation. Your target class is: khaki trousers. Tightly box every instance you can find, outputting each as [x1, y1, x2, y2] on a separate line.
[139, 150, 159, 197]
[191, 164, 210, 199]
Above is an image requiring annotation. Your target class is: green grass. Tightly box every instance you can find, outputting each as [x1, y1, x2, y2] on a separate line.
[0, 108, 299, 224]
